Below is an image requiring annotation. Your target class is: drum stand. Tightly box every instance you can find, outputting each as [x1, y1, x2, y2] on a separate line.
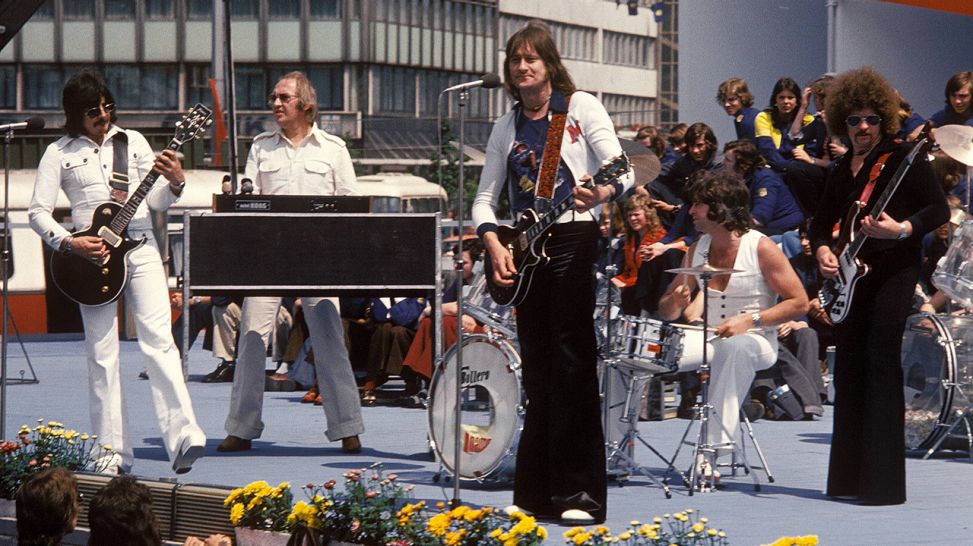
[599, 264, 673, 498]
[921, 384, 973, 463]
[662, 267, 768, 494]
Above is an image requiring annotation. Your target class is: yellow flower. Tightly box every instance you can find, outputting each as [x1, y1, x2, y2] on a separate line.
[229, 503, 245, 525]
[224, 488, 244, 506]
[595, 525, 609, 535]
[511, 515, 537, 536]
[708, 528, 718, 536]
[537, 527, 548, 540]
[489, 529, 503, 539]
[618, 531, 633, 540]
[427, 513, 451, 537]
[564, 527, 584, 539]
[692, 522, 705, 533]
[572, 531, 592, 545]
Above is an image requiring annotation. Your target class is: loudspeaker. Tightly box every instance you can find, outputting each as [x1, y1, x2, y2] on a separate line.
[74, 472, 234, 543]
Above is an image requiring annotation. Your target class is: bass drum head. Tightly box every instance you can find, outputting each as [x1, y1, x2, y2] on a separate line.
[901, 313, 968, 450]
[427, 334, 524, 482]
[932, 220, 973, 308]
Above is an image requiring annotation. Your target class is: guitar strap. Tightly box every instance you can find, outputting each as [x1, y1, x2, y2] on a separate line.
[855, 151, 893, 208]
[109, 132, 129, 204]
[533, 95, 571, 213]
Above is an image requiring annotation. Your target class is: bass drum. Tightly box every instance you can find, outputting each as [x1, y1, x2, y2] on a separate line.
[932, 219, 973, 308]
[427, 334, 524, 483]
[901, 313, 973, 451]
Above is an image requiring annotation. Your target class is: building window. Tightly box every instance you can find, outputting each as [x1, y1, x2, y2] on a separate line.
[375, 66, 415, 115]
[0, 66, 15, 109]
[268, 0, 300, 19]
[186, 64, 213, 110]
[63, 0, 96, 20]
[602, 93, 656, 128]
[309, 0, 342, 19]
[104, 0, 135, 19]
[231, 0, 259, 20]
[235, 65, 268, 110]
[186, 0, 213, 19]
[145, 0, 175, 19]
[31, 2, 54, 20]
[140, 65, 179, 109]
[307, 66, 344, 111]
[603, 31, 653, 69]
[24, 65, 65, 110]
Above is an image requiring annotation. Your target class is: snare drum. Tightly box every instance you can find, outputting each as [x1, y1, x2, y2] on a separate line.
[902, 313, 973, 451]
[932, 220, 973, 308]
[611, 316, 707, 374]
[427, 334, 524, 483]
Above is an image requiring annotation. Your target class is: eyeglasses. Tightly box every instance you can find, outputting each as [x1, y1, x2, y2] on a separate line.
[84, 103, 115, 119]
[845, 114, 881, 127]
[268, 93, 298, 106]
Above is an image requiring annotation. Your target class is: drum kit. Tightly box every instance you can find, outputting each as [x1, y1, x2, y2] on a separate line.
[904, 123, 973, 462]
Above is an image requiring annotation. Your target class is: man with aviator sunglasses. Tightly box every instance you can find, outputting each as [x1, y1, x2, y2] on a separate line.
[28, 69, 206, 475]
[809, 67, 948, 506]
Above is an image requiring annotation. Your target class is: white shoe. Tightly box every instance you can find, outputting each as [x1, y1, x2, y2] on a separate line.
[694, 452, 720, 487]
[92, 453, 124, 475]
[561, 509, 596, 524]
[503, 505, 533, 517]
[172, 434, 206, 474]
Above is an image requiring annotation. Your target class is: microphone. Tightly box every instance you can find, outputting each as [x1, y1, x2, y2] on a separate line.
[221, 174, 232, 195]
[442, 73, 501, 93]
[240, 177, 253, 195]
[0, 117, 44, 132]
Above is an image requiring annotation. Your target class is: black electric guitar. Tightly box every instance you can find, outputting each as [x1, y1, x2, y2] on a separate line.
[484, 154, 630, 307]
[819, 123, 933, 323]
[50, 104, 213, 306]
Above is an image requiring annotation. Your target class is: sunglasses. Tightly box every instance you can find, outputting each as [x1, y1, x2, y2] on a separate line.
[83, 103, 115, 119]
[845, 114, 881, 127]
[268, 93, 298, 106]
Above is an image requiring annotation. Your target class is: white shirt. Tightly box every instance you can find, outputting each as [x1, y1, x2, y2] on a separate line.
[28, 125, 179, 250]
[243, 124, 359, 196]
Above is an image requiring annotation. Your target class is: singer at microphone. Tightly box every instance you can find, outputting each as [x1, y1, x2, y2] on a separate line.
[442, 73, 501, 93]
[0, 116, 45, 132]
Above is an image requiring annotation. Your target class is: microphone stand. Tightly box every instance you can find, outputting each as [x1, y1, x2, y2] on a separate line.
[1, 127, 10, 439]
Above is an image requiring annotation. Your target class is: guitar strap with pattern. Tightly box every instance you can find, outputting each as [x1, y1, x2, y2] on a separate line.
[109, 132, 129, 204]
[533, 95, 571, 213]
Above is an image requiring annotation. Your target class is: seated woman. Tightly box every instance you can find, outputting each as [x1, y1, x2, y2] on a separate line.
[612, 194, 665, 315]
[755, 77, 827, 215]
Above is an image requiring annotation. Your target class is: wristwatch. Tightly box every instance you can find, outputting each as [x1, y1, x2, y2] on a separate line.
[897, 222, 908, 240]
[751, 312, 762, 328]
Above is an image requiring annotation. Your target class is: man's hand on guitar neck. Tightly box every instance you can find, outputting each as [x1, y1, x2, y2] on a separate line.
[154, 149, 186, 194]
[482, 232, 516, 287]
[572, 175, 613, 213]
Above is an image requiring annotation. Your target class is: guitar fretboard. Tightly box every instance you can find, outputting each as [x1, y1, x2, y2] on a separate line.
[107, 139, 179, 235]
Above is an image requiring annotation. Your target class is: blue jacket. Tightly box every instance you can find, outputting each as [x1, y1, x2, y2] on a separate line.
[747, 167, 805, 234]
[929, 107, 973, 128]
[734, 106, 760, 143]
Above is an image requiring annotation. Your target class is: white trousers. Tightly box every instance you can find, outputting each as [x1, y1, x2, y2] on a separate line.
[79, 237, 205, 471]
[225, 296, 364, 441]
[679, 331, 777, 456]
[212, 302, 290, 362]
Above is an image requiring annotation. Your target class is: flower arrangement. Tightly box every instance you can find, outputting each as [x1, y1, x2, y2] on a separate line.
[762, 537, 818, 546]
[0, 419, 115, 499]
[411, 503, 547, 546]
[224, 480, 295, 532]
[562, 510, 728, 546]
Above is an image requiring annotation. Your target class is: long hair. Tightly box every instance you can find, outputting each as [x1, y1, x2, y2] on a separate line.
[87, 476, 162, 546]
[825, 67, 900, 138]
[716, 78, 754, 107]
[635, 125, 666, 158]
[63, 68, 117, 137]
[279, 71, 318, 124]
[503, 21, 576, 102]
[944, 71, 973, 105]
[767, 77, 802, 126]
[685, 170, 753, 235]
[622, 194, 662, 238]
[684, 122, 717, 159]
[724, 139, 764, 177]
[15, 468, 78, 546]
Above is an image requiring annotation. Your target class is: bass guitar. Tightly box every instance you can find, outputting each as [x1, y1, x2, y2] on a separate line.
[819, 124, 933, 323]
[50, 104, 213, 306]
[484, 154, 630, 307]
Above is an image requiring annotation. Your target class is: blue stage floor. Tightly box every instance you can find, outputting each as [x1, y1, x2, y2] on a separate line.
[3, 339, 972, 545]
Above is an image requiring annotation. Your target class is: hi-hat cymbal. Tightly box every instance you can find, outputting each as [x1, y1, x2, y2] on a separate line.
[936, 124, 973, 166]
[618, 138, 663, 185]
[666, 264, 743, 277]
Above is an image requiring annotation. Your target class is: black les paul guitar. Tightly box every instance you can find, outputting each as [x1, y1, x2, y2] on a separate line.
[484, 154, 630, 307]
[50, 104, 213, 306]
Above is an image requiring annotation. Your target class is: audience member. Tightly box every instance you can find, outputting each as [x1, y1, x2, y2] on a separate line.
[360, 296, 425, 405]
[15, 468, 78, 546]
[596, 204, 625, 276]
[929, 70, 973, 128]
[649, 122, 720, 228]
[660, 123, 688, 172]
[896, 94, 926, 142]
[723, 139, 804, 237]
[755, 77, 827, 215]
[613, 194, 665, 315]
[635, 125, 666, 159]
[717, 78, 760, 142]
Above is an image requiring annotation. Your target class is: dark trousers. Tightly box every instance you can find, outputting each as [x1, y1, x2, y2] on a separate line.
[635, 247, 685, 315]
[172, 301, 213, 358]
[827, 259, 916, 505]
[513, 222, 606, 520]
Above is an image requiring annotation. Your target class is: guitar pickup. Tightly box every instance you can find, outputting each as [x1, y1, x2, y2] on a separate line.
[97, 226, 122, 248]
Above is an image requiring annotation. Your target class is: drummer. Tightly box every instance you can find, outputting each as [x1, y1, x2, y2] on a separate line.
[658, 170, 808, 486]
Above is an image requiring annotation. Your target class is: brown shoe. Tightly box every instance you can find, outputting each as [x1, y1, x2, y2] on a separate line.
[301, 385, 319, 403]
[341, 435, 362, 454]
[217, 435, 252, 452]
[313, 393, 323, 406]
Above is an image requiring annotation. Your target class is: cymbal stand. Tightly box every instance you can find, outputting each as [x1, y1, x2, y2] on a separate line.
[921, 381, 973, 463]
[663, 268, 762, 494]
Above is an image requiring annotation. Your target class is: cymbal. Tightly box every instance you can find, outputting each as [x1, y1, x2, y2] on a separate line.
[666, 264, 743, 277]
[618, 138, 663, 185]
[936, 124, 973, 166]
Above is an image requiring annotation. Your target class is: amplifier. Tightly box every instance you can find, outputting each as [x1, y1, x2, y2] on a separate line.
[212, 194, 385, 213]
